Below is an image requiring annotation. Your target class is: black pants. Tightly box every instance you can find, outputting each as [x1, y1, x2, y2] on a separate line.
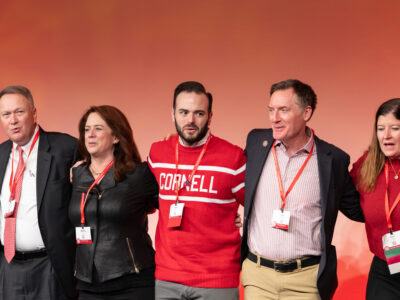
[0, 253, 69, 300]
[79, 286, 155, 300]
[366, 256, 400, 300]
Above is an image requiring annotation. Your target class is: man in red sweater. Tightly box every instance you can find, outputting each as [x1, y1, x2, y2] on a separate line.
[148, 81, 245, 300]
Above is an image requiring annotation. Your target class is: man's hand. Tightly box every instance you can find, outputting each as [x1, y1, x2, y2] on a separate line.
[235, 213, 243, 228]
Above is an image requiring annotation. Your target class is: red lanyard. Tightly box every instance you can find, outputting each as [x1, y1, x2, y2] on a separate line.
[9, 129, 40, 199]
[384, 162, 400, 233]
[80, 160, 114, 225]
[272, 139, 315, 211]
[174, 134, 211, 204]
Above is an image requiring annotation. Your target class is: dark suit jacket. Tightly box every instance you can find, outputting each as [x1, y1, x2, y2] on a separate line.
[0, 128, 78, 299]
[241, 129, 364, 300]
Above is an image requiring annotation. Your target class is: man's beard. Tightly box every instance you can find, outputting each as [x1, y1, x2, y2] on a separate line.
[175, 121, 209, 146]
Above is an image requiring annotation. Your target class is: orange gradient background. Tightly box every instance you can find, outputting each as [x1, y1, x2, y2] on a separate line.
[1, 1, 400, 298]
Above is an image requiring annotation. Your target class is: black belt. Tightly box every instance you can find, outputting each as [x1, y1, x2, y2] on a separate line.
[1, 245, 47, 261]
[247, 252, 320, 273]
[14, 249, 47, 260]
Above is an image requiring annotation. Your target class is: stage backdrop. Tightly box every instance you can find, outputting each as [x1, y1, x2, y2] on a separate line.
[1, 1, 400, 298]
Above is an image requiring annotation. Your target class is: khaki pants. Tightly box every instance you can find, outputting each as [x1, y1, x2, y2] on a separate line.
[241, 258, 320, 300]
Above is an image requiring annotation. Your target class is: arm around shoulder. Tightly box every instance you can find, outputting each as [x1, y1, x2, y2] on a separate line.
[141, 162, 159, 212]
[338, 152, 365, 222]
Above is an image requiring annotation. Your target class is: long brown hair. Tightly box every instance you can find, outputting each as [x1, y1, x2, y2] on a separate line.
[78, 105, 141, 182]
[359, 98, 400, 192]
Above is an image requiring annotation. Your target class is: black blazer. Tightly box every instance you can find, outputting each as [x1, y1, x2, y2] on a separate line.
[241, 129, 364, 300]
[0, 128, 78, 299]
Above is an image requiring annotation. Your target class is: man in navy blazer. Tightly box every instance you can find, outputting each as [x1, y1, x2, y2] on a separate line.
[240, 79, 364, 300]
[0, 86, 77, 300]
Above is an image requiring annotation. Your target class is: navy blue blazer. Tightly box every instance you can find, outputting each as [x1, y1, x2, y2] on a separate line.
[241, 128, 364, 300]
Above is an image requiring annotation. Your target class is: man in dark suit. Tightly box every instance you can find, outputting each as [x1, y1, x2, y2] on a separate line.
[240, 79, 364, 300]
[0, 85, 77, 299]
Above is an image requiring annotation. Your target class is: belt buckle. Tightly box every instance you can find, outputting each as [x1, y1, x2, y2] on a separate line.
[274, 260, 296, 273]
[273, 261, 284, 272]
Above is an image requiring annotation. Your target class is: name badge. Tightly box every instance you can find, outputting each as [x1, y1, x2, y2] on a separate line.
[271, 209, 291, 231]
[168, 203, 185, 228]
[75, 226, 93, 244]
[383, 230, 400, 274]
[4, 200, 16, 218]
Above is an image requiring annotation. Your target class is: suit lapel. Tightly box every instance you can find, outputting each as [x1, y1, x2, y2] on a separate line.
[36, 130, 52, 211]
[251, 134, 273, 188]
[0, 141, 12, 190]
[245, 131, 273, 216]
[315, 136, 332, 217]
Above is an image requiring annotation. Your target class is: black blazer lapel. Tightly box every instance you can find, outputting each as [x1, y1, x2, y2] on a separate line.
[315, 136, 332, 220]
[0, 141, 12, 189]
[36, 130, 52, 211]
[245, 130, 273, 217]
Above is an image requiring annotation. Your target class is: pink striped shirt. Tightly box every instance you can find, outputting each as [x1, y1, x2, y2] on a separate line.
[248, 135, 322, 260]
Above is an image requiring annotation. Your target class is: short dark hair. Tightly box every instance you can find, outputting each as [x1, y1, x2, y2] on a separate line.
[270, 79, 317, 113]
[78, 105, 141, 182]
[173, 81, 213, 113]
[0, 85, 35, 107]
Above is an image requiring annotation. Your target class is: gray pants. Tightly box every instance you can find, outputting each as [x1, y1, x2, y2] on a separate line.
[156, 280, 238, 300]
[0, 253, 69, 300]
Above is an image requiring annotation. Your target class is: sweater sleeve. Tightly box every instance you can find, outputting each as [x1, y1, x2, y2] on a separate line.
[231, 148, 246, 206]
[350, 152, 367, 185]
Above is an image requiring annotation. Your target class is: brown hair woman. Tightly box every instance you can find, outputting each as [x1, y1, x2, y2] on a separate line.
[69, 105, 158, 300]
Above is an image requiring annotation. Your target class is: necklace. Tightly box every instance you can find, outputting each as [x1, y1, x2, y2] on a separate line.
[388, 159, 400, 180]
[89, 165, 102, 176]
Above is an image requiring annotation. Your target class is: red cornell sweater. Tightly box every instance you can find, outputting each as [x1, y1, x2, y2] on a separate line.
[148, 134, 245, 288]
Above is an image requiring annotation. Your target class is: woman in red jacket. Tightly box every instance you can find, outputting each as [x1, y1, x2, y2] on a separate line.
[351, 98, 400, 300]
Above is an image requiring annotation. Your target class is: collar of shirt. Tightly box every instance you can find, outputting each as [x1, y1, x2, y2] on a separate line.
[12, 125, 40, 157]
[178, 130, 210, 148]
[275, 127, 315, 155]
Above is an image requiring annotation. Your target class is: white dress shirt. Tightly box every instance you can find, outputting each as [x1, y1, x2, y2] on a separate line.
[0, 126, 45, 251]
[248, 134, 322, 260]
